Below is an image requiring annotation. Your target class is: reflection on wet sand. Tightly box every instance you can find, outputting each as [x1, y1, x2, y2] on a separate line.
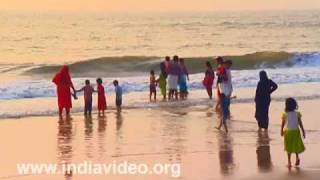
[97, 115, 107, 160]
[84, 115, 93, 159]
[57, 116, 73, 179]
[161, 109, 187, 163]
[218, 133, 235, 175]
[115, 112, 124, 157]
[1, 98, 320, 180]
[205, 105, 217, 153]
[256, 131, 272, 172]
[116, 112, 123, 131]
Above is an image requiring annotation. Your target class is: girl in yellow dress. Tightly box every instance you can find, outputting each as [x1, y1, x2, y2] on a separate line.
[281, 98, 306, 168]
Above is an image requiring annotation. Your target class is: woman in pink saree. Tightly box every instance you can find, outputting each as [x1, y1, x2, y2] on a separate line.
[52, 66, 76, 116]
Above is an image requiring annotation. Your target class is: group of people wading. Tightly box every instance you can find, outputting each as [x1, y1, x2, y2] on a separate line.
[53, 56, 306, 168]
[52, 56, 278, 133]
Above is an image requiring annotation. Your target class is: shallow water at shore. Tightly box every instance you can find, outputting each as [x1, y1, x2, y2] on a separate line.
[1, 82, 320, 119]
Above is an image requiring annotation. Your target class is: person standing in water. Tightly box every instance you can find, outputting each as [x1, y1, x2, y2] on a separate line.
[164, 56, 171, 73]
[255, 71, 278, 131]
[77, 80, 95, 116]
[203, 61, 215, 99]
[52, 65, 76, 117]
[167, 55, 181, 100]
[216, 60, 233, 133]
[149, 70, 157, 101]
[113, 80, 123, 113]
[157, 62, 168, 100]
[96, 78, 107, 116]
[179, 58, 189, 100]
[222, 60, 233, 117]
[215, 56, 226, 111]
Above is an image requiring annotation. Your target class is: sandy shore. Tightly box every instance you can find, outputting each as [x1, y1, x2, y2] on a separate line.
[0, 97, 320, 179]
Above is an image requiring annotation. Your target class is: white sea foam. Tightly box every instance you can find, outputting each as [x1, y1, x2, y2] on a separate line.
[0, 67, 319, 101]
[1, 64, 320, 100]
[1, 82, 320, 119]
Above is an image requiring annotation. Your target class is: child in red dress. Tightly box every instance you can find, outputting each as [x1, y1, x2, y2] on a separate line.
[96, 78, 107, 116]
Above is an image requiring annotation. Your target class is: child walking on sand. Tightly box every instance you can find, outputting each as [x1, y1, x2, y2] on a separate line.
[281, 98, 306, 168]
[77, 79, 95, 116]
[149, 70, 157, 101]
[96, 78, 107, 116]
[113, 80, 123, 113]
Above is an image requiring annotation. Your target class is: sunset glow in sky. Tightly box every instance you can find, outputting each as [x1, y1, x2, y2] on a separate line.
[1, 0, 320, 12]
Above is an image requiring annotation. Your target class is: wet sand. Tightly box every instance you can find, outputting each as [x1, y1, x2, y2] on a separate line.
[0, 99, 320, 180]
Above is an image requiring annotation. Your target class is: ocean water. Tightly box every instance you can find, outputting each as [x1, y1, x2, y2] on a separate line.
[1, 10, 320, 117]
[1, 11, 320, 64]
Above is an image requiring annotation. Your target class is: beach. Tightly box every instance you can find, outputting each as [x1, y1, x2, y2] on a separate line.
[0, 86, 319, 180]
[1, 9, 320, 180]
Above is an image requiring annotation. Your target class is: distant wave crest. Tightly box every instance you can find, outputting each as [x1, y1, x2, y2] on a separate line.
[20, 51, 320, 77]
[1, 51, 320, 101]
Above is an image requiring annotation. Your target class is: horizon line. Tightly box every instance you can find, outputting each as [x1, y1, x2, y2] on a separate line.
[1, 8, 320, 14]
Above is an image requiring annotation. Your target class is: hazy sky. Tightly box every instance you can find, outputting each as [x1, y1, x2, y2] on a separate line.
[1, 0, 320, 12]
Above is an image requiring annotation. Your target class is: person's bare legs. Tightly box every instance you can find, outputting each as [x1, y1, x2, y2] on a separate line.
[66, 108, 70, 116]
[59, 107, 63, 117]
[215, 104, 223, 131]
[154, 92, 156, 101]
[215, 89, 221, 111]
[287, 153, 292, 168]
[215, 99, 221, 112]
[174, 90, 178, 100]
[215, 119, 222, 130]
[223, 121, 228, 133]
[207, 88, 212, 99]
[168, 90, 172, 100]
[295, 153, 300, 166]
[215, 120, 228, 133]
[217, 94, 228, 133]
[182, 92, 186, 100]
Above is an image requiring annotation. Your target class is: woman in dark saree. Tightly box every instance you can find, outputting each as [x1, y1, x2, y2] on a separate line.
[255, 71, 278, 131]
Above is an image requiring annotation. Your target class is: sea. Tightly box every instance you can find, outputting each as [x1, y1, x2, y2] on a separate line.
[1, 10, 320, 118]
